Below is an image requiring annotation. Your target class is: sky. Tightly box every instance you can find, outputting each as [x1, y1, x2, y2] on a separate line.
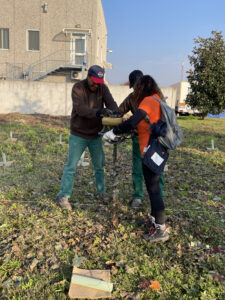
[101, 0, 225, 87]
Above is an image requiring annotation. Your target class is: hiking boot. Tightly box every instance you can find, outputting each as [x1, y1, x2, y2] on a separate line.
[143, 224, 169, 242]
[131, 198, 142, 208]
[57, 196, 72, 211]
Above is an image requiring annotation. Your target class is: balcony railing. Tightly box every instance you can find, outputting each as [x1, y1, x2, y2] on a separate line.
[0, 50, 88, 81]
[28, 50, 88, 80]
[0, 62, 29, 80]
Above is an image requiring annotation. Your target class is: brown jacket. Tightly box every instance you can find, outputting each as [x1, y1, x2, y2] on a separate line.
[70, 79, 118, 138]
[119, 92, 138, 115]
[119, 91, 165, 116]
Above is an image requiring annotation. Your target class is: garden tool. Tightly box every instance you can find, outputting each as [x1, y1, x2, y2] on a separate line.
[99, 113, 134, 201]
[99, 112, 133, 164]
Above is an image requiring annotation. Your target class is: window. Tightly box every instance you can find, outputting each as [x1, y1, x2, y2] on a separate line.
[0, 28, 9, 49]
[70, 33, 86, 65]
[28, 30, 40, 51]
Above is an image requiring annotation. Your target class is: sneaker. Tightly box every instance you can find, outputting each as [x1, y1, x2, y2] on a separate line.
[131, 198, 142, 208]
[143, 224, 169, 242]
[56, 196, 72, 211]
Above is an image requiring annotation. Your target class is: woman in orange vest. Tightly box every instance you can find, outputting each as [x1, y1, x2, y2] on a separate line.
[103, 75, 169, 242]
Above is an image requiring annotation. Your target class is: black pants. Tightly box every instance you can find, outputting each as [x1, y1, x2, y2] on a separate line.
[142, 163, 166, 224]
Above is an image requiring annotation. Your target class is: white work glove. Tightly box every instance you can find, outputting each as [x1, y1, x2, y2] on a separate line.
[103, 129, 118, 142]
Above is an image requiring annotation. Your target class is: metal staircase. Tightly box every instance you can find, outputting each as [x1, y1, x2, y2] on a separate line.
[28, 50, 87, 81]
[0, 50, 87, 81]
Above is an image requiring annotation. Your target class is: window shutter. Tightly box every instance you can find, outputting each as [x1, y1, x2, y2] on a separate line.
[3, 29, 9, 49]
[0, 28, 9, 49]
[29, 31, 40, 51]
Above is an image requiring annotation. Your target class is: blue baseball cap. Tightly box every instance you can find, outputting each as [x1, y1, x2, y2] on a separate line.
[88, 65, 104, 84]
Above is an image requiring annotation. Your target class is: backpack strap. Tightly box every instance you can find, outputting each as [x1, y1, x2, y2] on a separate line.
[145, 115, 152, 129]
[151, 95, 161, 103]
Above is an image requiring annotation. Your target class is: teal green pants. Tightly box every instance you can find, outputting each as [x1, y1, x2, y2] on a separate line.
[132, 135, 165, 199]
[58, 134, 105, 198]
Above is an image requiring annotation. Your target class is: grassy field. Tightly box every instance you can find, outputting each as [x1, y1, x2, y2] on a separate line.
[0, 114, 224, 300]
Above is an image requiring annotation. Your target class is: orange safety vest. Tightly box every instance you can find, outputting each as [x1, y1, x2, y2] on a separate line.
[137, 94, 162, 155]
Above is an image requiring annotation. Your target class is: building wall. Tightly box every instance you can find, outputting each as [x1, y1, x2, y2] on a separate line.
[0, 0, 16, 75]
[0, 0, 107, 79]
[95, 0, 107, 67]
[0, 80, 178, 115]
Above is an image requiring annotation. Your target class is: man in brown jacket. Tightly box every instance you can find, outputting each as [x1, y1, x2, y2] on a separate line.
[57, 65, 119, 210]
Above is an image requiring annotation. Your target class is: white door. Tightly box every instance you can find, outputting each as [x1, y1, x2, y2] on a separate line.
[70, 33, 86, 65]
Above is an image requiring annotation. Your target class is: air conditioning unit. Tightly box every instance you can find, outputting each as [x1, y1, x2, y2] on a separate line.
[71, 71, 79, 79]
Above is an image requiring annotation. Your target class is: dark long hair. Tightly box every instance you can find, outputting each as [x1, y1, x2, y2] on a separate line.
[133, 75, 164, 103]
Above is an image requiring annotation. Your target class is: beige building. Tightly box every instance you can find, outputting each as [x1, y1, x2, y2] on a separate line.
[0, 0, 110, 82]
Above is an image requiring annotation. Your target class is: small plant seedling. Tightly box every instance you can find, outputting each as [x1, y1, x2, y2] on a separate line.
[207, 139, 218, 151]
[77, 152, 89, 167]
[57, 134, 65, 145]
[0, 152, 13, 167]
[8, 131, 17, 142]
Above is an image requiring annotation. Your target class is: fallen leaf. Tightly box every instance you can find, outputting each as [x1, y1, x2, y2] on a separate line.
[125, 265, 136, 274]
[138, 277, 150, 289]
[167, 226, 171, 234]
[26, 252, 35, 259]
[55, 243, 63, 251]
[0, 224, 7, 230]
[68, 238, 76, 245]
[122, 233, 128, 240]
[12, 244, 21, 257]
[116, 260, 126, 268]
[208, 271, 225, 282]
[12, 275, 23, 283]
[111, 215, 120, 228]
[135, 230, 144, 236]
[51, 264, 60, 270]
[110, 266, 118, 275]
[177, 244, 182, 257]
[37, 250, 44, 258]
[30, 258, 39, 271]
[119, 291, 128, 297]
[210, 246, 225, 254]
[149, 280, 161, 291]
[112, 201, 120, 207]
[105, 260, 115, 266]
[54, 279, 67, 285]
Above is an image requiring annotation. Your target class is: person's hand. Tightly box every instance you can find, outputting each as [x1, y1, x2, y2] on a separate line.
[96, 108, 113, 118]
[103, 129, 118, 142]
[122, 113, 131, 121]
